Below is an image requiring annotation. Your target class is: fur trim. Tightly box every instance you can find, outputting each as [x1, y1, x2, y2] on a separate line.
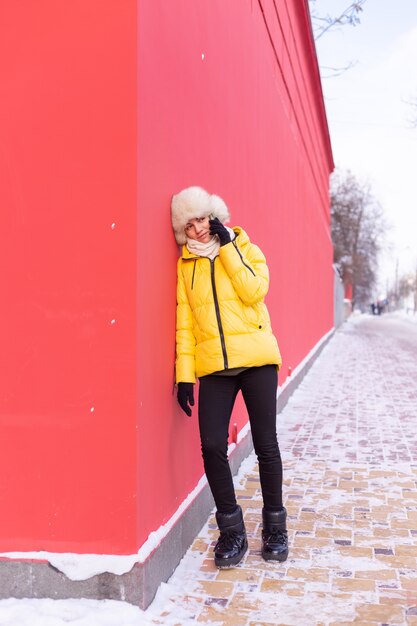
[171, 186, 230, 244]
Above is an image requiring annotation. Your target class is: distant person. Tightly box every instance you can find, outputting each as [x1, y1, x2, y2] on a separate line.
[371, 301, 381, 315]
[171, 186, 288, 568]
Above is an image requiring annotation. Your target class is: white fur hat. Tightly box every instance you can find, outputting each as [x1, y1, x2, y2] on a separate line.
[171, 186, 230, 245]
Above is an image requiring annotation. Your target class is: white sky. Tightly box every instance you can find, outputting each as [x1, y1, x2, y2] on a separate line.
[310, 0, 417, 291]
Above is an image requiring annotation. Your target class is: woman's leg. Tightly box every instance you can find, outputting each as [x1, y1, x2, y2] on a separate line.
[240, 365, 283, 511]
[198, 375, 239, 513]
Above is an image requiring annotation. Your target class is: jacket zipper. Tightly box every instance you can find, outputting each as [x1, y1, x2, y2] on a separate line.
[210, 258, 228, 370]
[191, 259, 197, 289]
[232, 240, 255, 276]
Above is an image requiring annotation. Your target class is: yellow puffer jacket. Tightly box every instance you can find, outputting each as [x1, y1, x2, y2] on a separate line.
[175, 227, 282, 382]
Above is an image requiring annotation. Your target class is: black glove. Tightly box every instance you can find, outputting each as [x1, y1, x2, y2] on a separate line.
[177, 382, 195, 416]
[209, 217, 231, 246]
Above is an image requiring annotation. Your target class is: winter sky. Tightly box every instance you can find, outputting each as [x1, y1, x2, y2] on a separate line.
[310, 0, 417, 292]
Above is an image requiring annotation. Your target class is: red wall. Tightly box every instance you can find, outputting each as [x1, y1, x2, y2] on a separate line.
[0, 0, 333, 556]
[0, 1, 138, 552]
[137, 0, 333, 549]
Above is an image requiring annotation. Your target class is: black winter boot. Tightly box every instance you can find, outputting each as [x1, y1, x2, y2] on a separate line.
[214, 505, 248, 568]
[262, 507, 289, 562]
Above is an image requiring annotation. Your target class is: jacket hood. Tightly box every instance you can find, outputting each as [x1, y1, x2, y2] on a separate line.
[171, 186, 230, 245]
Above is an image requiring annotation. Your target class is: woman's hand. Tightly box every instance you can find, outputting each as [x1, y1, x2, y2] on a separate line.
[177, 382, 195, 416]
[209, 217, 231, 246]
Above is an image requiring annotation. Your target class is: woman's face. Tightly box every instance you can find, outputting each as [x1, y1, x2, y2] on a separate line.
[184, 216, 212, 243]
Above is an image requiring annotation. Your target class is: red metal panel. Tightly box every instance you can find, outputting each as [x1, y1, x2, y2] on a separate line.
[0, 1, 138, 552]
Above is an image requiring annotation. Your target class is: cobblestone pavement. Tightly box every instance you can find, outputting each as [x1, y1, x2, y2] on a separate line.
[145, 314, 417, 626]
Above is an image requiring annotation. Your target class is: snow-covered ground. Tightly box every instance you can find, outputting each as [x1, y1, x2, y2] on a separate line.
[0, 598, 151, 626]
[395, 308, 417, 324]
[1, 313, 417, 625]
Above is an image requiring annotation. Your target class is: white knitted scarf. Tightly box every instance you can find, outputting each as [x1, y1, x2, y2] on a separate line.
[186, 227, 235, 260]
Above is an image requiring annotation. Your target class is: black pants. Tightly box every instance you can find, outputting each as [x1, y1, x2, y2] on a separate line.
[198, 365, 283, 514]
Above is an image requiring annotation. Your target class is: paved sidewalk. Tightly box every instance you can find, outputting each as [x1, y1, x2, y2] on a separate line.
[145, 314, 417, 626]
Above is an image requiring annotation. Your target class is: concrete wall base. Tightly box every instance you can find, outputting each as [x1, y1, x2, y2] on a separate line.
[0, 329, 334, 609]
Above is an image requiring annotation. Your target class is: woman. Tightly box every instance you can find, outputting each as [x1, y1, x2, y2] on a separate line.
[171, 186, 288, 568]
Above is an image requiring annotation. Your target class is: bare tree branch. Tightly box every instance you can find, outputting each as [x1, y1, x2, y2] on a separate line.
[309, 0, 367, 41]
[308, 1, 367, 78]
[320, 61, 357, 78]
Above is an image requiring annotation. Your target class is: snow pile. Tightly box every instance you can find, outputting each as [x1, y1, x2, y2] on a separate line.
[395, 309, 417, 324]
[0, 598, 148, 626]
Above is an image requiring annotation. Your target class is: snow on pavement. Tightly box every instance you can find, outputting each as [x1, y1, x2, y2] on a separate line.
[2, 313, 417, 625]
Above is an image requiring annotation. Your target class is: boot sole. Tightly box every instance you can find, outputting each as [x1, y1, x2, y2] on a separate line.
[215, 539, 248, 568]
[262, 549, 288, 562]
